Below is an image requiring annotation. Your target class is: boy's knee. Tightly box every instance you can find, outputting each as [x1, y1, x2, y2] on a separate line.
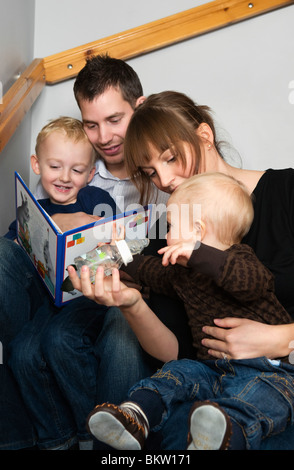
[42, 317, 89, 362]
[42, 320, 69, 358]
[103, 307, 125, 326]
[8, 334, 44, 376]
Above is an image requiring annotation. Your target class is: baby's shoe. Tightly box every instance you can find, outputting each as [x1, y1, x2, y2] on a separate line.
[187, 401, 232, 450]
[87, 402, 149, 450]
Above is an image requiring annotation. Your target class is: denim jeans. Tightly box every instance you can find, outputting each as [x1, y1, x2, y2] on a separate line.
[2, 237, 294, 450]
[0, 237, 45, 449]
[8, 296, 108, 449]
[1, 237, 153, 449]
[160, 401, 294, 450]
[130, 357, 294, 450]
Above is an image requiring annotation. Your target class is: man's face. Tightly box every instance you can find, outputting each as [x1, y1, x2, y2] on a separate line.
[79, 87, 137, 171]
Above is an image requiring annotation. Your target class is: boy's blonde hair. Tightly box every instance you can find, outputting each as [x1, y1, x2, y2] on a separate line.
[35, 116, 96, 164]
[169, 172, 254, 245]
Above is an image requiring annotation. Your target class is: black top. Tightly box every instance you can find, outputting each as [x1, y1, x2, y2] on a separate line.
[242, 169, 294, 317]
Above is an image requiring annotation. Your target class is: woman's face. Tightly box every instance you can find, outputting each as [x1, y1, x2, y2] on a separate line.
[139, 142, 195, 194]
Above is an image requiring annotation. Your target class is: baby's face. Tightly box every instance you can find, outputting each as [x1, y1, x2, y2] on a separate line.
[34, 131, 95, 205]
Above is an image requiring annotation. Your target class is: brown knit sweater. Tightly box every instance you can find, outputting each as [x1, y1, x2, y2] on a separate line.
[122, 243, 292, 361]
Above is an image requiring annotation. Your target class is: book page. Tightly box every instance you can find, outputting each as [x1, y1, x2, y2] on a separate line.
[16, 174, 58, 298]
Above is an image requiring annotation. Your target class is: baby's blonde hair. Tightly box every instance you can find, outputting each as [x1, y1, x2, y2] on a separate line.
[169, 172, 254, 245]
[35, 116, 96, 164]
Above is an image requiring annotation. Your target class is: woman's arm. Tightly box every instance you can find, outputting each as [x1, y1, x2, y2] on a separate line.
[201, 317, 294, 360]
[67, 265, 179, 362]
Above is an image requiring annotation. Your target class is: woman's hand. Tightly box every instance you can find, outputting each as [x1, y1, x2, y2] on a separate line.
[201, 317, 293, 360]
[67, 265, 141, 309]
[158, 241, 195, 267]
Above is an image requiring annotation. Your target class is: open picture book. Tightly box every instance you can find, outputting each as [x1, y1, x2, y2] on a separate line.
[15, 172, 151, 306]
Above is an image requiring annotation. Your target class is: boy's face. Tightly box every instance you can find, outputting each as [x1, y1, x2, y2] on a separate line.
[79, 87, 143, 172]
[31, 131, 95, 205]
[166, 201, 199, 246]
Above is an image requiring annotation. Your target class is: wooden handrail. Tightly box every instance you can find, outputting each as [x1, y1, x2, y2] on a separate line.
[43, 0, 294, 84]
[0, 0, 293, 153]
[0, 59, 46, 153]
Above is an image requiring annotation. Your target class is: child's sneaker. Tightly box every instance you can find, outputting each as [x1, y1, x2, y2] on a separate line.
[187, 401, 232, 450]
[87, 402, 149, 450]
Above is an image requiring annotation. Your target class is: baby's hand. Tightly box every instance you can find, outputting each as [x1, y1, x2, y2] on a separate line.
[158, 241, 195, 267]
[96, 222, 125, 248]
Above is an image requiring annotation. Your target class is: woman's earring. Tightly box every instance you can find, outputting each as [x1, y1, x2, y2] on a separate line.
[207, 143, 212, 150]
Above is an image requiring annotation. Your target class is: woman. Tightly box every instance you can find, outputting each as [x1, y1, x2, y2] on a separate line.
[69, 91, 294, 449]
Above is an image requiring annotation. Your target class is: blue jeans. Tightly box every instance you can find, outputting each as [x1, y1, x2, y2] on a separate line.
[1, 237, 153, 449]
[0, 237, 45, 449]
[2, 237, 294, 450]
[8, 296, 108, 449]
[130, 358, 294, 450]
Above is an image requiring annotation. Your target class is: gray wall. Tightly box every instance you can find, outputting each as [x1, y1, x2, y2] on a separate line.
[0, 0, 35, 236]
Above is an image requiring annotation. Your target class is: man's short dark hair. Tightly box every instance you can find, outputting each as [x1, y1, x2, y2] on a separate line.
[74, 54, 143, 109]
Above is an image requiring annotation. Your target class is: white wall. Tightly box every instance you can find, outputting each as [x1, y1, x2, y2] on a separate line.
[131, 6, 294, 171]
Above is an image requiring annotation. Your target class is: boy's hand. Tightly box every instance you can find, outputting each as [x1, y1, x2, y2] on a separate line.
[67, 265, 141, 308]
[52, 212, 101, 232]
[158, 241, 196, 267]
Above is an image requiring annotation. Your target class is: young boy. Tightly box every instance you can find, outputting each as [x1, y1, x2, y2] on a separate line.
[6, 116, 116, 241]
[78, 172, 294, 451]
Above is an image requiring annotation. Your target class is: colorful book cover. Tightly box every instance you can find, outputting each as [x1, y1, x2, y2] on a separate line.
[15, 172, 151, 306]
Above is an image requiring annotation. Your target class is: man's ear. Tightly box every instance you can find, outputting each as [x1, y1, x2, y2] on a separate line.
[196, 123, 214, 146]
[87, 166, 96, 183]
[135, 96, 146, 108]
[30, 154, 41, 175]
[194, 219, 206, 241]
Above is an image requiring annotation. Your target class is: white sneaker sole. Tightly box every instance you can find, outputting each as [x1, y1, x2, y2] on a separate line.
[88, 411, 141, 450]
[188, 404, 228, 450]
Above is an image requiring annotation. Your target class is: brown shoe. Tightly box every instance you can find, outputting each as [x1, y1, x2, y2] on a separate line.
[187, 401, 232, 450]
[87, 402, 149, 450]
